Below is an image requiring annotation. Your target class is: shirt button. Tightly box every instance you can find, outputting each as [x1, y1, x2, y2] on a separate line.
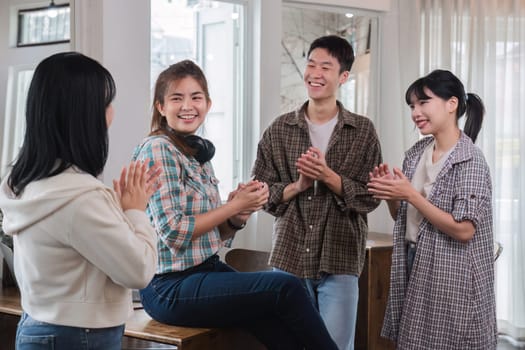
[307, 196, 312, 200]
[306, 248, 310, 252]
[309, 225, 313, 229]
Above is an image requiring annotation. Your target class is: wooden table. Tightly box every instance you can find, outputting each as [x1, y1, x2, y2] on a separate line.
[0, 285, 263, 350]
[355, 231, 396, 350]
[0, 285, 19, 316]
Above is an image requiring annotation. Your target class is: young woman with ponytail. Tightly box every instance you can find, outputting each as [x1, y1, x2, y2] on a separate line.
[367, 69, 496, 349]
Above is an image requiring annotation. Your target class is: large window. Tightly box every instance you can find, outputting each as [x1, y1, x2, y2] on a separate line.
[1, 2, 71, 177]
[151, 0, 246, 199]
[280, 4, 379, 118]
[0, 67, 33, 178]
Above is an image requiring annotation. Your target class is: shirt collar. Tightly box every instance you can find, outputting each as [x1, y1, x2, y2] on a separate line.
[284, 100, 358, 129]
[406, 131, 475, 165]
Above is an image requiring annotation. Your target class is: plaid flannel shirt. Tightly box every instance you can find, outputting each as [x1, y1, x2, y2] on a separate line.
[252, 101, 382, 279]
[132, 135, 228, 273]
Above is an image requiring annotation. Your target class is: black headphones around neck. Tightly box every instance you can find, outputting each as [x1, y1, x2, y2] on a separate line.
[184, 134, 215, 164]
[164, 124, 215, 164]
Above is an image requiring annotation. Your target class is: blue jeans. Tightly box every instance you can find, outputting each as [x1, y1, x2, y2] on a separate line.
[140, 254, 338, 350]
[304, 274, 359, 350]
[16, 312, 124, 350]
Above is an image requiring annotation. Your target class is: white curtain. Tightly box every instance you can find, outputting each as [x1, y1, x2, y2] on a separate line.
[398, 0, 525, 343]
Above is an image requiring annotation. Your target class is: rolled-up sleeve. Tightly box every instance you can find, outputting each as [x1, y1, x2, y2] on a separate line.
[334, 124, 382, 214]
[452, 159, 492, 229]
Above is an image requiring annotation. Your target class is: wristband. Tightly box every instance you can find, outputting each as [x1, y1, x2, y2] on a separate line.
[227, 218, 246, 230]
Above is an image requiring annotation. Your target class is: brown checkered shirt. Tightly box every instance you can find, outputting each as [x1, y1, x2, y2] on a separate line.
[252, 101, 382, 279]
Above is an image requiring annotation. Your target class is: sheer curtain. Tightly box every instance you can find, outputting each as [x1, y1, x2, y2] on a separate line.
[398, 0, 525, 343]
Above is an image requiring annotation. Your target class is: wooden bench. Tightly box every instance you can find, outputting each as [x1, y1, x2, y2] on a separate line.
[0, 284, 264, 350]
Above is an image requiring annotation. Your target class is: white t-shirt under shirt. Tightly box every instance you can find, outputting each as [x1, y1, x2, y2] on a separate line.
[305, 112, 339, 154]
[405, 139, 456, 243]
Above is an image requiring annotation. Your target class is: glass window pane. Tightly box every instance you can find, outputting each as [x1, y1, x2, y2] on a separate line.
[17, 5, 70, 47]
[1, 69, 33, 178]
[281, 5, 374, 116]
[151, 0, 245, 199]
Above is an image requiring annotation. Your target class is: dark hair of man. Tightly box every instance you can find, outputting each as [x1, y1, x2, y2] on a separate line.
[149, 59, 211, 156]
[307, 35, 355, 73]
[405, 69, 485, 143]
[8, 52, 115, 196]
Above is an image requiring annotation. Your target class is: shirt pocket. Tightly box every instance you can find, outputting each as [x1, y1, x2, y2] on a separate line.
[184, 168, 220, 204]
[183, 169, 208, 198]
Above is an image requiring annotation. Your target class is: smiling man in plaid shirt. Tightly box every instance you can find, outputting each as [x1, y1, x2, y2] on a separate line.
[252, 35, 382, 350]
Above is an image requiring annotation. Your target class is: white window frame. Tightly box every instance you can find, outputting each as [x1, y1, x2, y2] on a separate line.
[150, 0, 254, 199]
[16, 3, 71, 47]
[1, 65, 34, 178]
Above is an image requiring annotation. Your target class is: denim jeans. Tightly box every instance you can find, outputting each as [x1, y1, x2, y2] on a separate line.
[304, 274, 359, 350]
[16, 312, 124, 350]
[140, 254, 338, 350]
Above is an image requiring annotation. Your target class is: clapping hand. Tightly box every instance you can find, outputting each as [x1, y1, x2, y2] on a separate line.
[296, 147, 328, 182]
[369, 163, 395, 181]
[367, 164, 413, 201]
[113, 160, 162, 211]
[227, 179, 269, 224]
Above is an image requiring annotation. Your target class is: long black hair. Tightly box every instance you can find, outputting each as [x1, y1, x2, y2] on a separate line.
[8, 52, 115, 195]
[405, 69, 485, 142]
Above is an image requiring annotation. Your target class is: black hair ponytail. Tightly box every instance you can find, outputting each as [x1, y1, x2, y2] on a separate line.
[463, 92, 485, 143]
[406, 70, 486, 143]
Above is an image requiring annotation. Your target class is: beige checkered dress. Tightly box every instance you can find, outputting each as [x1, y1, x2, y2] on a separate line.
[381, 133, 497, 349]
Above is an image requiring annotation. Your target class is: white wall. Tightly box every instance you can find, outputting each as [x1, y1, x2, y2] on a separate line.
[248, 0, 283, 251]
[101, 1, 152, 183]
[72, 0, 151, 184]
[367, 0, 403, 235]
